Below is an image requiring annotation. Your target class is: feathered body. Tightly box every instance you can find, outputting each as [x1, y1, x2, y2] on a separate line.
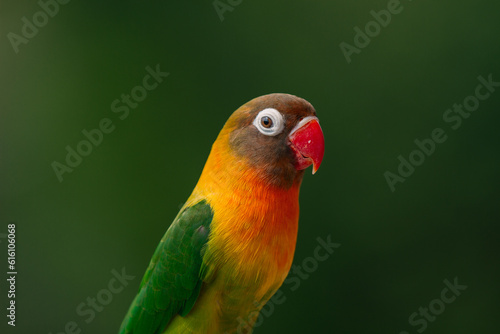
[170, 120, 301, 333]
[120, 94, 324, 334]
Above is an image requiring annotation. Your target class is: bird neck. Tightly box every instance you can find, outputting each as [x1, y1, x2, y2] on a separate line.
[192, 131, 303, 216]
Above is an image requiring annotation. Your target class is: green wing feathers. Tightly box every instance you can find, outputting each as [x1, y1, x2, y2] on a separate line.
[119, 200, 213, 334]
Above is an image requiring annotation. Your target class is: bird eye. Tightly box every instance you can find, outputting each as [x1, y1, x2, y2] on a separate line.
[253, 108, 284, 136]
[261, 116, 273, 128]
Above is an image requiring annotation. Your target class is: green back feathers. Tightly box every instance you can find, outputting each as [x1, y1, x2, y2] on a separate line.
[119, 200, 213, 334]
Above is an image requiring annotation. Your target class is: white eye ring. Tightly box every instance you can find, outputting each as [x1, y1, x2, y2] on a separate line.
[253, 108, 285, 136]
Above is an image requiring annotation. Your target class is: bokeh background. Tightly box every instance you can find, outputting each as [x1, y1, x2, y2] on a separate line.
[1, 1, 499, 333]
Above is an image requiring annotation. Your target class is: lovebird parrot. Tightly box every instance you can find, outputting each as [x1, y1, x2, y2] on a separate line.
[119, 93, 325, 334]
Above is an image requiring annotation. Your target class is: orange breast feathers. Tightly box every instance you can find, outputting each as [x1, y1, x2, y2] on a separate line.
[187, 125, 301, 296]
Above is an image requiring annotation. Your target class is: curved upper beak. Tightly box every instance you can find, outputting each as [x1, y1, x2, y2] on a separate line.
[288, 116, 325, 174]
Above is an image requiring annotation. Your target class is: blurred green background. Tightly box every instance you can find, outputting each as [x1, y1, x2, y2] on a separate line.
[1, 0, 499, 333]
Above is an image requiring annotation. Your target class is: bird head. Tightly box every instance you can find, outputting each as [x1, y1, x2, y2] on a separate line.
[218, 93, 325, 188]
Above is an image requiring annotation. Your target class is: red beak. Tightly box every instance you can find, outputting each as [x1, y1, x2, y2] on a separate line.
[288, 116, 325, 174]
